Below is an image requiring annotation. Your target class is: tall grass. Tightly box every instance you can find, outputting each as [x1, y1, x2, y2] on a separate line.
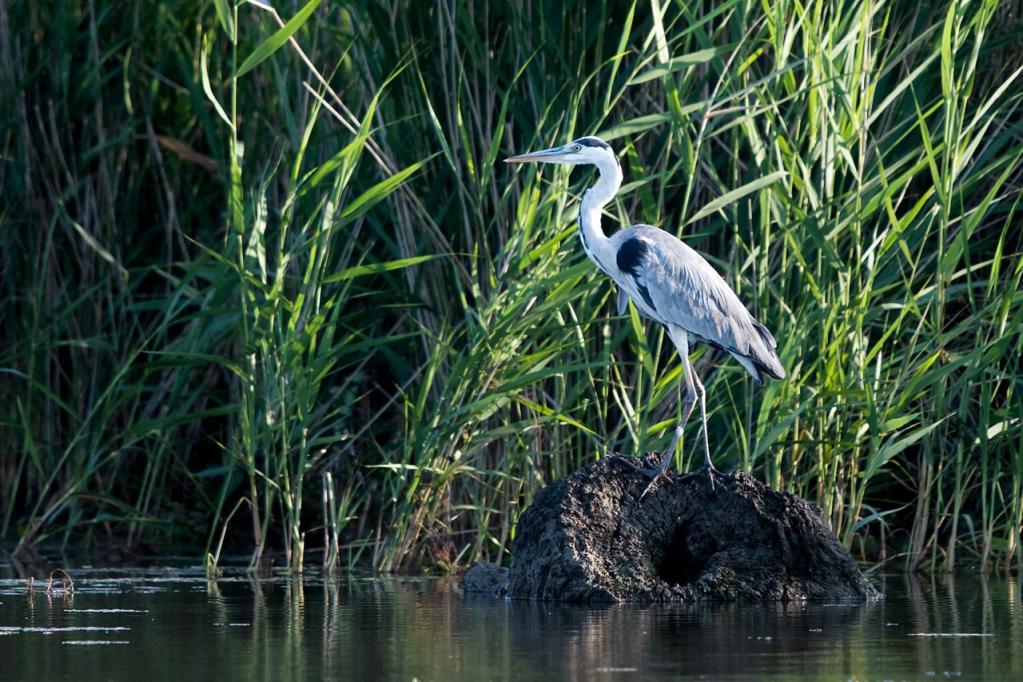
[1, 0, 1021, 573]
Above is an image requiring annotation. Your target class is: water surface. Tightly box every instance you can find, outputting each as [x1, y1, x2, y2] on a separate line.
[1, 567, 1021, 680]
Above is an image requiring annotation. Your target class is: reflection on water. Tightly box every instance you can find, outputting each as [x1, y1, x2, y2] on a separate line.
[0, 568, 1021, 681]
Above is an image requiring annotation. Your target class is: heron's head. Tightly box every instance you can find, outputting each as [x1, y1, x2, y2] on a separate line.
[505, 136, 616, 167]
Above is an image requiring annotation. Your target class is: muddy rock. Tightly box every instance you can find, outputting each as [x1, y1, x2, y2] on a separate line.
[461, 560, 510, 595]
[506, 454, 880, 603]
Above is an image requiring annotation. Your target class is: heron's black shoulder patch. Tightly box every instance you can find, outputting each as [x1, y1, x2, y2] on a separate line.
[576, 136, 611, 150]
[618, 238, 656, 312]
[616, 237, 648, 277]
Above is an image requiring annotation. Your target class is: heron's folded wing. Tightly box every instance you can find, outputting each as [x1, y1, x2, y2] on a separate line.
[617, 286, 629, 315]
[630, 228, 765, 353]
[621, 226, 785, 381]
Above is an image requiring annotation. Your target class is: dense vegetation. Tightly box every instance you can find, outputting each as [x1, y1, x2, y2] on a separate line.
[2, 0, 1021, 573]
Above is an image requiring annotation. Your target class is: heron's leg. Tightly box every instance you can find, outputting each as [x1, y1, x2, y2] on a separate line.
[691, 369, 716, 490]
[618, 389, 695, 466]
[618, 387, 695, 477]
[651, 387, 697, 477]
[636, 328, 698, 498]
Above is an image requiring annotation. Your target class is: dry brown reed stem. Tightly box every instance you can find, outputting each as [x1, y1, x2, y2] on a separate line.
[46, 568, 74, 596]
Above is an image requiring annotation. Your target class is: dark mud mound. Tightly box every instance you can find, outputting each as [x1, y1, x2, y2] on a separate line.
[505, 454, 879, 603]
[461, 560, 509, 596]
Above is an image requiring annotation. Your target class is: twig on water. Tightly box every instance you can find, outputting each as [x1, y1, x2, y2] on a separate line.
[46, 569, 74, 596]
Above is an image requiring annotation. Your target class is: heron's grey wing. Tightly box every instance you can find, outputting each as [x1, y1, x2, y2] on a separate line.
[622, 226, 785, 381]
[617, 286, 629, 315]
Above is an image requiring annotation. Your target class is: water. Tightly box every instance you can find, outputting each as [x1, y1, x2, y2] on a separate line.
[1, 567, 1021, 680]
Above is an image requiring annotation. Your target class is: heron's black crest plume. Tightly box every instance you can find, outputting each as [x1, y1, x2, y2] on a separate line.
[576, 136, 611, 149]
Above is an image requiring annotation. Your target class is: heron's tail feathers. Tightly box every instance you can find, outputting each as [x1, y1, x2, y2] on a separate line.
[752, 319, 778, 350]
[734, 319, 785, 385]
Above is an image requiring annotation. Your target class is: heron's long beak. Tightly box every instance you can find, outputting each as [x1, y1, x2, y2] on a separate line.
[504, 145, 569, 164]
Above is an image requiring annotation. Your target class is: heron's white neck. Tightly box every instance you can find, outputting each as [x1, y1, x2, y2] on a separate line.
[578, 155, 622, 273]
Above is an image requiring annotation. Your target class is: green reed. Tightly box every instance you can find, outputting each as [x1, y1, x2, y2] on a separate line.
[1, 0, 1021, 573]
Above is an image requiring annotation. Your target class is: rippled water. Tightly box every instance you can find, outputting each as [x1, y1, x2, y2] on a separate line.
[1, 566, 1021, 680]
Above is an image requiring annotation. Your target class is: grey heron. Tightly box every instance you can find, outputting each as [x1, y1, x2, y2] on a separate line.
[506, 136, 785, 493]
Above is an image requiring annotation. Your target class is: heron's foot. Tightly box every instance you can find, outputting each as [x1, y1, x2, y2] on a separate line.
[702, 463, 723, 492]
[639, 472, 664, 500]
[611, 456, 669, 498]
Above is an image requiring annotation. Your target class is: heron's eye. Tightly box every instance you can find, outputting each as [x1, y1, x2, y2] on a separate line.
[574, 144, 582, 152]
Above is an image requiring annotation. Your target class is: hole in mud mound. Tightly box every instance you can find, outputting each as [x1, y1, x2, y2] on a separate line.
[657, 521, 716, 587]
